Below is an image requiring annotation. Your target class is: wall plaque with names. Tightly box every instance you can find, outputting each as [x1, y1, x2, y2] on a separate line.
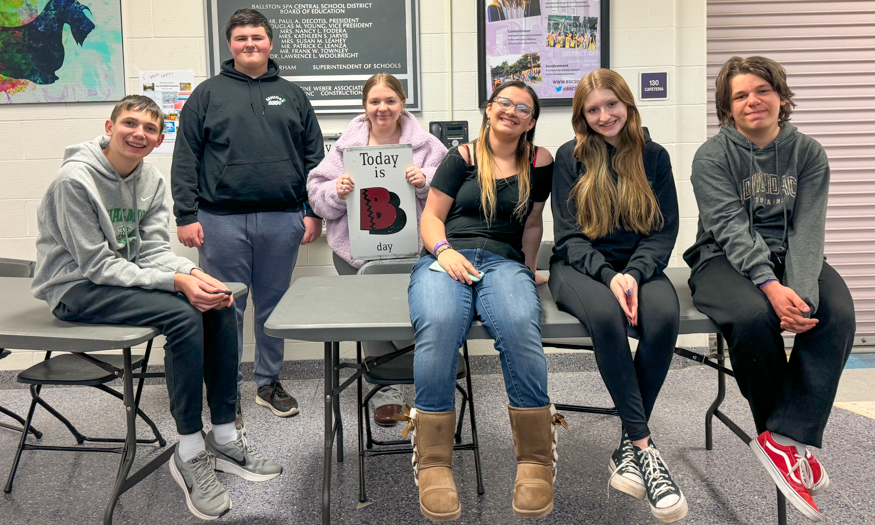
[206, 1, 422, 113]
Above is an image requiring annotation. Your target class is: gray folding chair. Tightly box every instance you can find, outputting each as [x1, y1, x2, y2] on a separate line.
[1, 259, 165, 494]
[0, 259, 42, 438]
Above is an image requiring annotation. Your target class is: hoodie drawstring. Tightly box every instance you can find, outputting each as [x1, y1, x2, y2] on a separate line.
[258, 79, 265, 116]
[747, 141, 756, 239]
[247, 77, 257, 116]
[777, 140, 788, 250]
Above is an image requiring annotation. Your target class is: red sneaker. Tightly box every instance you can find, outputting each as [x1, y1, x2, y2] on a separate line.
[750, 431, 822, 522]
[806, 450, 830, 496]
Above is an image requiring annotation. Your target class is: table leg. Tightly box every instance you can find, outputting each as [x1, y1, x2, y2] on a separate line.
[705, 334, 726, 450]
[777, 488, 787, 525]
[322, 341, 334, 525]
[333, 342, 343, 463]
[103, 348, 137, 525]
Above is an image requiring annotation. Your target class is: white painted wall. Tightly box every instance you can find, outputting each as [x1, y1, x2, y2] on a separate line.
[0, 0, 707, 369]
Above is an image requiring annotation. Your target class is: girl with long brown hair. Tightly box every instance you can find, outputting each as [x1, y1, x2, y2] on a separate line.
[549, 69, 687, 523]
[405, 81, 562, 521]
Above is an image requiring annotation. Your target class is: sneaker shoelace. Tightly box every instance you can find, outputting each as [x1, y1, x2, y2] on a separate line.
[789, 454, 815, 490]
[606, 437, 638, 499]
[639, 447, 676, 500]
[230, 434, 265, 461]
[190, 452, 221, 494]
[273, 383, 292, 401]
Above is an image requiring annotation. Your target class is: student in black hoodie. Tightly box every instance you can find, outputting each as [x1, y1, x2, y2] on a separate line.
[550, 69, 686, 524]
[171, 9, 324, 430]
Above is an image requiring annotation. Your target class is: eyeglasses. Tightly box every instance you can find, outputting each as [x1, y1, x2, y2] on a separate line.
[493, 97, 534, 119]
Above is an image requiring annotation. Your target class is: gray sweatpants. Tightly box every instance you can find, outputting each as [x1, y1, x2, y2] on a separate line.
[198, 208, 305, 394]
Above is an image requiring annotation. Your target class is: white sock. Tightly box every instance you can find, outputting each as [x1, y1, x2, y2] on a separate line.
[772, 432, 807, 457]
[177, 432, 205, 462]
[212, 422, 238, 446]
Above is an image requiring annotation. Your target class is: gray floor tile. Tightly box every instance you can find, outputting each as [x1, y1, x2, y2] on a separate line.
[0, 365, 873, 524]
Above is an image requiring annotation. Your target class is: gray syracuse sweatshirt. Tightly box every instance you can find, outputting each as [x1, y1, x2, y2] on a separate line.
[683, 122, 830, 313]
[33, 136, 196, 311]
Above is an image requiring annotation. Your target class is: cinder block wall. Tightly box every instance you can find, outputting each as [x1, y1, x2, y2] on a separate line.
[0, 0, 707, 369]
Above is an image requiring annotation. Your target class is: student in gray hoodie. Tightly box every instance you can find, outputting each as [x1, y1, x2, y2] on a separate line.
[684, 56, 855, 523]
[32, 96, 282, 521]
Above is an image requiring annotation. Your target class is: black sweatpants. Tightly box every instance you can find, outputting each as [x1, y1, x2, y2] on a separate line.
[53, 282, 238, 435]
[549, 261, 680, 441]
[688, 255, 855, 447]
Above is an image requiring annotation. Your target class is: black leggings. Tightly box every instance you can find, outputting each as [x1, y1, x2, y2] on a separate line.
[689, 255, 855, 447]
[549, 261, 679, 441]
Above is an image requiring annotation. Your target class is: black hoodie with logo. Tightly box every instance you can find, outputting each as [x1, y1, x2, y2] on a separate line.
[171, 59, 324, 225]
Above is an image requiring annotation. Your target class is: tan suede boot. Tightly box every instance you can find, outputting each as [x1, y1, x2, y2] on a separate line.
[508, 404, 567, 519]
[398, 406, 461, 522]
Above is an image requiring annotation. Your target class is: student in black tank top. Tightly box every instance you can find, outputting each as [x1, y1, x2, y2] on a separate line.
[403, 81, 563, 521]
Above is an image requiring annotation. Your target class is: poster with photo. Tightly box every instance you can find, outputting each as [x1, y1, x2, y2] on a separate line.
[478, 0, 609, 107]
[138, 70, 193, 155]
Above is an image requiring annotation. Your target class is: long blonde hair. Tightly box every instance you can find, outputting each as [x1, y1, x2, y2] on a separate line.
[474, 81, 540, 224]
[570, 69, 662, 238]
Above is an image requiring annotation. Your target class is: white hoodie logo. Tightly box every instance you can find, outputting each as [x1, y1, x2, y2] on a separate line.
[266, 96, 286, 106]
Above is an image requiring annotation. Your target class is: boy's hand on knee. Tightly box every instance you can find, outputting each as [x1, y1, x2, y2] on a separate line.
[174, 274, 230, 312]
[191, 269, 234, 308]
[762, 282, 818, 333]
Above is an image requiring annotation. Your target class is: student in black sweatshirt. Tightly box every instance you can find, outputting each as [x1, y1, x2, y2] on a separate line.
[549, 69, 685, 524]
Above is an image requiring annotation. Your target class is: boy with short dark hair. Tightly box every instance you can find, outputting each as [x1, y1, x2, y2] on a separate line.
[172, 9, 324, 428]
[33, 95, 282, 521]
[685, 56, 855, 522]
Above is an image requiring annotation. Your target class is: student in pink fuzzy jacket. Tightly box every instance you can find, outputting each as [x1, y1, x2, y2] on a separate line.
[307, 73, 447, 425]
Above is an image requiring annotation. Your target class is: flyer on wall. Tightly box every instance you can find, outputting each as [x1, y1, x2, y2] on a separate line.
[138, 70, 194, 155]
[478, 0, 610, 107]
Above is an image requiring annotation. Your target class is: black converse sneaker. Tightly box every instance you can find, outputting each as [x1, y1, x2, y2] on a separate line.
[635, 440, 688, 523]
[608, 432, 645, 499]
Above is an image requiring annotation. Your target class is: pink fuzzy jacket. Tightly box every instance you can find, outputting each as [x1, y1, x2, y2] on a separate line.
[307, 111, 448, 268]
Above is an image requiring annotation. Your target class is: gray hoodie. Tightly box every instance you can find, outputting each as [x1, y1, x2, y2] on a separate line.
[33, 136, 197, 310]
[683, 122, 830, 313]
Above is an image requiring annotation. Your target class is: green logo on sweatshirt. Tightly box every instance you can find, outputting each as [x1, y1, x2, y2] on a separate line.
[115, 225, 137, 247]
[105, 208, 147, 248]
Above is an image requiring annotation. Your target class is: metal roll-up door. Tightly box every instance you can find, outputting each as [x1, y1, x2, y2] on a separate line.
[707, 0, 875, 344]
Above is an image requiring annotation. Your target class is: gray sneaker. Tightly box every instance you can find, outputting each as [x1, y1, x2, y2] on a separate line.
[169, 449, 232, 520]
[206, 430, 283, 482]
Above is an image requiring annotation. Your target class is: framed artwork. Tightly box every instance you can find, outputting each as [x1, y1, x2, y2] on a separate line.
[0, 0, 125, 104]
[478, 0, 610, 107]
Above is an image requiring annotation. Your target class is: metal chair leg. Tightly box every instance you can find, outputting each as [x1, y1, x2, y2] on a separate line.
[705, 334, 726, 451]
[454, 383, 467, 444]
[356, 342, 368, 504]
[0, 405, 42, 438]
[3, 385, 39, 493]
[462, 343, 485, 495]
[332, 342, 344, 463]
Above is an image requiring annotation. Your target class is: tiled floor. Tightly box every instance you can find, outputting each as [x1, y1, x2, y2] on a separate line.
[1, 354, 874, 525]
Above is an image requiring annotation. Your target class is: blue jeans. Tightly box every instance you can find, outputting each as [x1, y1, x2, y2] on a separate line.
[408, 249, 550, 412]
[197, 209, 305, 392]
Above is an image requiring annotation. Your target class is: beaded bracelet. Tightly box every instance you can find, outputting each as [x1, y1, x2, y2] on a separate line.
[435, 244, 453, 257]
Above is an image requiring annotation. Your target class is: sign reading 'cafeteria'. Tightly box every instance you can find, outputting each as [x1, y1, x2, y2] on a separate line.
[206, 0, 422, 113]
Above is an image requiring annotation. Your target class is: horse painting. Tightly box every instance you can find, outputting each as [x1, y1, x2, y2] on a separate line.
[0, 0, 96, 84]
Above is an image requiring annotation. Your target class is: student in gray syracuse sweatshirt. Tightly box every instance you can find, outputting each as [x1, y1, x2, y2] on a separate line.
[32, 96, 282, 521]
[684, 56, 854, 523]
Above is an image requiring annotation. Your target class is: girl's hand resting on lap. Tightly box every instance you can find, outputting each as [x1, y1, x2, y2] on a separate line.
[610, 273, 639, 326]
[437, 249, 481, 285]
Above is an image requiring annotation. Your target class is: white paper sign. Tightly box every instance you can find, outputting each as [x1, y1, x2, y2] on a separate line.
[344, 144, 418, 260]
[138, 70, 194, 155]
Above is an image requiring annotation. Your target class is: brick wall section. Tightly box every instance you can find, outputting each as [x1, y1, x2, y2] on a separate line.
[0, 0, 707, 369]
